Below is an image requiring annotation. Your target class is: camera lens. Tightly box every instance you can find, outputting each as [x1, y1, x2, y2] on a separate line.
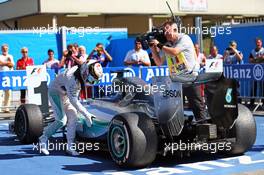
[68, 51, 72, 56]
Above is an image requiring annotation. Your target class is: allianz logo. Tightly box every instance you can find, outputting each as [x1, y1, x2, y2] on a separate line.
[1, 75, 27, 88]
[224, 65, 264, 80]
[0, 72, 51, 88]
[253, 64, 264, 81]
[145, 67, 170, 82]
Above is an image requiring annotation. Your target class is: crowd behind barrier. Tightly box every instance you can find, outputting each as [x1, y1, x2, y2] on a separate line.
[1, 63, 264, 112]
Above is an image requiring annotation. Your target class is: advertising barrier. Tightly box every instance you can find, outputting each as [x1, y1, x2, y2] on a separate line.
[0, 64, 263, 98]
[0, 69, 56, 90]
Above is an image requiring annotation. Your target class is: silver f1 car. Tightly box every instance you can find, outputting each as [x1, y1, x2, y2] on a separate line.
[13, 69, 256, 168]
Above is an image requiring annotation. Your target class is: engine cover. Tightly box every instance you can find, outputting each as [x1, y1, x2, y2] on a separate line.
[152, 76, 185, 136]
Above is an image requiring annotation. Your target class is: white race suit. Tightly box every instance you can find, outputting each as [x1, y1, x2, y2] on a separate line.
[41, 65, 93, 145]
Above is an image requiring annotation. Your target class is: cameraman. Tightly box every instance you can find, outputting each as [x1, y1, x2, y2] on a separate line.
[149, 21, 206, 122]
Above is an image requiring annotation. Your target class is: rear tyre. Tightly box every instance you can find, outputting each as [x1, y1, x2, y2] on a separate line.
[228, 104, 256, 154]
[107, 112, 157, 168]
[14, 104, 43, 144]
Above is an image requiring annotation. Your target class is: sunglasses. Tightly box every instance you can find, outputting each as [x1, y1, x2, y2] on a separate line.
[22, 51, 28, 53]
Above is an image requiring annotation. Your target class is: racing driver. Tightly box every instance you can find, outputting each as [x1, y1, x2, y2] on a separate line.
[38, 60, 103, 156]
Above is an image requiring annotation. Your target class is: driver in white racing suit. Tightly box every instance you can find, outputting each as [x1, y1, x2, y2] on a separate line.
[39, 59, 103, 156]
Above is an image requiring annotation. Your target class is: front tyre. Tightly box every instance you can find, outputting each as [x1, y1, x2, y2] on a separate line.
[107, 112, 157, 168]
[14, 104, 43, 144]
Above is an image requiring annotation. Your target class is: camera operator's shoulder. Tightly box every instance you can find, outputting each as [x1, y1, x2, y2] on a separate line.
[181, 34, 192, 41]
[180, 34, 193, 45]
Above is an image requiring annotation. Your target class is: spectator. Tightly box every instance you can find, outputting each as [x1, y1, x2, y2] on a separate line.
[124, 38, 151, 67]
[16, 47, 34, 104]
[223, 40, 243, 64]
[73, 43, 79, 54]
[249, 38, 264, 63]
[89, 43, 112, 67]
[79, 45, 88, 63]
[223, 41, 243, 103]
[88, 43, 112, 98]
[60, 44, 83, 69]
[78, 45, 90, 99]
[194, 44, 206, 103]
[207, 45, 223, 59]
[194, 43, 206, 67]
[43, 49, 60, 73]
[249, 38, 264, 107]
[0, 44, 14, 113]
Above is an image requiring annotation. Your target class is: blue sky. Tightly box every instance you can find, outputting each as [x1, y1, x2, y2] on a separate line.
[0, 0, 8, 3]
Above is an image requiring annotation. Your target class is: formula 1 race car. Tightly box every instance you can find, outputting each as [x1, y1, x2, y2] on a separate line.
[12, 68, 256, 168]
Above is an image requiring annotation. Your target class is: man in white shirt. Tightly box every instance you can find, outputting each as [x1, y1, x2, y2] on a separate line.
[249, 38, 264, 63]
[43, 49, 60, 74]
[124, 38, 151, 67]
[0, 44, 14, 113]
[207, 46, 223, 60]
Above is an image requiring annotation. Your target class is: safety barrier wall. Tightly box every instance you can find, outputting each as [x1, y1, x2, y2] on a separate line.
[0, 64, 263, 110]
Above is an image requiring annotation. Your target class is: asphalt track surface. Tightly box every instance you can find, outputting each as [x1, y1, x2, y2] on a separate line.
[0, 114, 263, 175]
